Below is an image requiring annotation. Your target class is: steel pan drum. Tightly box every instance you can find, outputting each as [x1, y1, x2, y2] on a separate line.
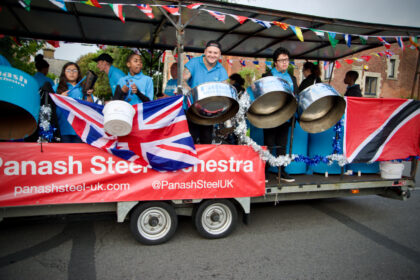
[298, 83, 346, 133]
[246, 76, 297, 129]
[187, 82, 239, 125]
[0, 66, 40, 140]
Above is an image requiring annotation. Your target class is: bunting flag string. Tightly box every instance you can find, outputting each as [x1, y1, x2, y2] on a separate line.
[15, 0, 420, 52]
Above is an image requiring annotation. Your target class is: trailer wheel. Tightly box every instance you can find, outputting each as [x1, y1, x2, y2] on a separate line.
[130, 202, 177, 245]
[194, 199, 238, 239]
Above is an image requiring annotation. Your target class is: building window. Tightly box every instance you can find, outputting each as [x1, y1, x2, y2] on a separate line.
[362, 72, 381, 97]
[365, 77, 378, 96]
[386, 55, 400, 80]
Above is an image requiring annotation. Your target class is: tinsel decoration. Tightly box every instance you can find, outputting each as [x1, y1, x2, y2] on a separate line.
[233, 92, 348, 167]
[37, 104, 57, 143]
[233, 93, 294, 167]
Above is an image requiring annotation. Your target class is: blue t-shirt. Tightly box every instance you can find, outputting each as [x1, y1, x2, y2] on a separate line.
[185, 55, 228, 89]
[33, 72, 54, 89]
[0, 54, 11, 67]
[164, 79, 178, 96]
[53, 83, 84, 136]
[108, 65, 125, 95]
[271, 68, 294, 92]
[117, 72, 154, 105]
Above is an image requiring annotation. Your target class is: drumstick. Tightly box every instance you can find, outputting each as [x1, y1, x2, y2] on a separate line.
[66, 76, 86, 96]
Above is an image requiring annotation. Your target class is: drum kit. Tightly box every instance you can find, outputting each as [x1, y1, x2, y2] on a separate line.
[186, 76, 346, 136]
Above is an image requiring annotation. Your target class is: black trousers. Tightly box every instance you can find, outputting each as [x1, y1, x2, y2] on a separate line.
[263, 122, 290, 157]
[187, 119, 213, 144]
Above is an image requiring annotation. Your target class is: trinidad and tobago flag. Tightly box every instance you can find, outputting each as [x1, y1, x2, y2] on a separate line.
[344, 97, 420, 163]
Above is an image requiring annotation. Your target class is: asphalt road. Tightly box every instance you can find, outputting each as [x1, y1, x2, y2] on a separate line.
[0, 161, 418, 280]
[1, 190, 420, 280]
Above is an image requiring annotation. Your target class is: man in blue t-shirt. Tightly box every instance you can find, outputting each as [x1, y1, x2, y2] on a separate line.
[261, 47, 297, 182]
[183, 40, 228, 144]
[93, 53, 125, 96]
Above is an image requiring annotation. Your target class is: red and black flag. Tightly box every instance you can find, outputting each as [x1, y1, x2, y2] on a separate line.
[344, 97, 420, 163]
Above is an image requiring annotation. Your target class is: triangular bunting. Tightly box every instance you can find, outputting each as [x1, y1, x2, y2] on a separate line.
[290, 25, 304, 41]
[272, 21, 289, 30]
[207, 10, 226, 23]
[162, 5, 180, 16]
[327, 32, 339, 48]
[109, 4, 125, 23]
[84, 0, 102, 8]
[251, 18, 271, 29]
[229, 14, 248, 24]
[48, 0, 67, 11]
[186, 3, 203, 9]
[359, 36, 368, 45]
[137, 4, 154, 19]
[19, 0, 31, 11]
[344, 34, 351, 47]
[310, 28, 325, 37]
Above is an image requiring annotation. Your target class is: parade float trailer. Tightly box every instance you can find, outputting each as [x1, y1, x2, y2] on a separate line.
[0, 0, 419, 245]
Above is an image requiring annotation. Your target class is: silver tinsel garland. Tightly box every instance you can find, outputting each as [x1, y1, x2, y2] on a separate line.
[233, 92, 347, 167]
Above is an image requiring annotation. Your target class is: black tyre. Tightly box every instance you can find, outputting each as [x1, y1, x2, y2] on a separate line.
[194, 199, 238, 239]
[130, 202, 178, 245]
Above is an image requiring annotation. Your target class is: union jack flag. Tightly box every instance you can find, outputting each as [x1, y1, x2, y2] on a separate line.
[50, 94, 199, 171]
[162, 5, 180, 16]
[137, 4, 154, 19]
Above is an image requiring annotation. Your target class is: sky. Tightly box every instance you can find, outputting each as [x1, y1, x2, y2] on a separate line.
[232, 0, 420, 28]
[54, 43, 99, 61]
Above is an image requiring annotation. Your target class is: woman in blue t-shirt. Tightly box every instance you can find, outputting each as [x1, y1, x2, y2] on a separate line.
[55, 62, 94, 143]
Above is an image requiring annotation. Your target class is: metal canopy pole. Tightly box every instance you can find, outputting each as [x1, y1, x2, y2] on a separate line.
[154, 0, 203, 94]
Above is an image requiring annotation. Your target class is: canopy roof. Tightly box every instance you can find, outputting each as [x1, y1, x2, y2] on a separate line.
[1, 0, 420, 61]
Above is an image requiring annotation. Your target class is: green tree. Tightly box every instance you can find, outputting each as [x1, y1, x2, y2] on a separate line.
[238, 67, 262, 89]
[0, 37, 44, 75]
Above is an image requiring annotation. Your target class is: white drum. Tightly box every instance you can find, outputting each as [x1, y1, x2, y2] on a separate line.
[103, 100, 135, 136]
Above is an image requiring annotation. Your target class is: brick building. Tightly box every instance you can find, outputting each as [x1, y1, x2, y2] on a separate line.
[162, 44, 419, 100]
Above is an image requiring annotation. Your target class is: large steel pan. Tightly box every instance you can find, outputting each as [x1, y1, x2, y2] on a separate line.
[298, 83, 346, 133]
[246, 76, 297, 129]
[0, 66, 40, 140]
[186, 82, 239, 125]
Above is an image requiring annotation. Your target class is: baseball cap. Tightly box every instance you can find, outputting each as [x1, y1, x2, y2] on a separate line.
[205, 40, 222, 51]
[93, 53, 113, 63]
